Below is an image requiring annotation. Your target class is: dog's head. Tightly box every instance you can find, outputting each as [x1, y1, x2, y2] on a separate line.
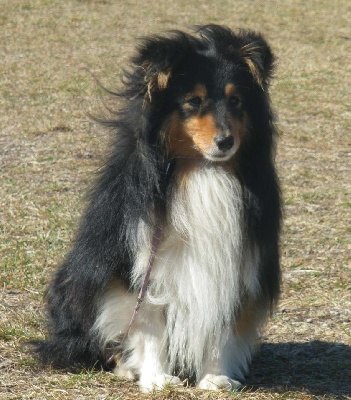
[125, 25, 276, 162]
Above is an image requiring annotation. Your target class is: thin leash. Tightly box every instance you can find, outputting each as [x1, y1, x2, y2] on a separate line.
[107, 224, 162, 366]
[125, 224, 162, 342]
[107, 162, 171, 366]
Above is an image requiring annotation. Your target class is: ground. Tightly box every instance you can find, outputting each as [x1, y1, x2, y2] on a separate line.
[0, 1, 350, 399]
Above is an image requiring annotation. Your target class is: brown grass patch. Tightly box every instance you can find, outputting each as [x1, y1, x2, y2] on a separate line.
[1, 0, 350, 399]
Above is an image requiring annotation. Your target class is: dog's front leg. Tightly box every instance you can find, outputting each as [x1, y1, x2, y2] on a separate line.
[197, 327, 252, 391]
[136, 305, 182, 392]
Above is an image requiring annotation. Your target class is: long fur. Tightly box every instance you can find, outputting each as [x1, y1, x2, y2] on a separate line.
[33, 25, 281, 392]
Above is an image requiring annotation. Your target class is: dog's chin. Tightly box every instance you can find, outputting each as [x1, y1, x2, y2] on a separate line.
[203, 148, 237, 162]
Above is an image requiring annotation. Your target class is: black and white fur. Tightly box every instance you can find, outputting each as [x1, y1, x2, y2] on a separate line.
[34, 25, 281, 392]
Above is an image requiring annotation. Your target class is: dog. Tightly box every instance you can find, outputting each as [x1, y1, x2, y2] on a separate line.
[34, 25, 281, 392]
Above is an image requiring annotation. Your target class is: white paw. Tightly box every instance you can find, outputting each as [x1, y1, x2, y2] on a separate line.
[113, 365, 135, 380]
[139, 374, 182, 392]
[198, 374, 243, 391]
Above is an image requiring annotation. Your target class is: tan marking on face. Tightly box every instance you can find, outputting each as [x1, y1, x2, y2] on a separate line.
[225, 83, 236, 98]
[184, 113, 218, 154]
[167, 112, 200, 158]
[184, 112, 248, 158]
[182, 84, 207, 112]
[167, 110, 248, 160]
[228, 114, 247, 144]
[189, 84, 207, 99]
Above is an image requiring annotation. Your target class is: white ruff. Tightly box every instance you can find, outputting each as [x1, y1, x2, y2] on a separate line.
[132, 163, 257, 377]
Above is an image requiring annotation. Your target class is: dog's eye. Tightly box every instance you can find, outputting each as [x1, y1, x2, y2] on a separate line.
[185, 96, 203, 108]
[228, 96, 241, 108]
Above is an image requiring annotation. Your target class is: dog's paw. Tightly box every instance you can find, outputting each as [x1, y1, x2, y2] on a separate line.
[197, 374, 243, 391]
[113, 365, 135, 380]
[139, 374, 182, 392]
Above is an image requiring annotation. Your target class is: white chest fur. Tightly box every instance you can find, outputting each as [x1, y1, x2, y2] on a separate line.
[132, 164, 260, 375]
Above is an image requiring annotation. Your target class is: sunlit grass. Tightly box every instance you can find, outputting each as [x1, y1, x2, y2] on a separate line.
[1, 0, 350, 399]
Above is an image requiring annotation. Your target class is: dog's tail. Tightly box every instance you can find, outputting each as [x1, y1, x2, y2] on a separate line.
[30, 334, 110, 371]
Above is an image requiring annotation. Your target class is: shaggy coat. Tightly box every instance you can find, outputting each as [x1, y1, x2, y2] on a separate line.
[34, 25, 281, 392]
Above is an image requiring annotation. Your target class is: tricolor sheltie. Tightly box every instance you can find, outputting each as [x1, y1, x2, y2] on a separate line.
[34, 25, 281, 392]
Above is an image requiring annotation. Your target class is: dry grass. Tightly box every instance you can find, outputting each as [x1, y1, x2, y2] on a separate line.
[1, 0, 350, 399]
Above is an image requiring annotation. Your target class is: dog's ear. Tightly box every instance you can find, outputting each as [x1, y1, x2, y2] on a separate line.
[197, 26, 275, 88]
[133, 33, 190, 101]
[238, 31, 275, 88]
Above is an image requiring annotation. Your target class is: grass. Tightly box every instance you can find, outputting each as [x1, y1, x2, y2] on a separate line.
[1, 0, 350, 399]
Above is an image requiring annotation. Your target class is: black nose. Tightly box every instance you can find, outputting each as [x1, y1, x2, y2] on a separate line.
[214, 134, 234, 151]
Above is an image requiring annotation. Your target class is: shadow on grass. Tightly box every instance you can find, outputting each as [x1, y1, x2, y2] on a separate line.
[246, 340, 351, 398]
